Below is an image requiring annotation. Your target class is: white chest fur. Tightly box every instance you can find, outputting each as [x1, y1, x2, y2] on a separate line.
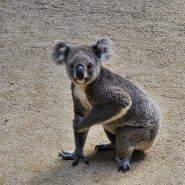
[74, 85, 92, 111]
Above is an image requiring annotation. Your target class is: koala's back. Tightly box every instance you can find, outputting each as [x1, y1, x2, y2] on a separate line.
[124, 78, 161, 126]
[87, 67, 161, 132]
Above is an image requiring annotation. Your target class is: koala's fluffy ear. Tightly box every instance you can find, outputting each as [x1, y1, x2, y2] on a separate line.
[92, 38, 112, 62]
[52, 40, 71, 64]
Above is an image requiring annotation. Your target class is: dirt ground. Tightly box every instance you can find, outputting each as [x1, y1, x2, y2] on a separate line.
[0, 0, 185, 184]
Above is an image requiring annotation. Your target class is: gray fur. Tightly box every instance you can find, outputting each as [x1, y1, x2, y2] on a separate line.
[52, 38, 161, 172]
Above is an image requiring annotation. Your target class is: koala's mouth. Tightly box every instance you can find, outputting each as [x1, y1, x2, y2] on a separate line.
[76, 78, 86, 84]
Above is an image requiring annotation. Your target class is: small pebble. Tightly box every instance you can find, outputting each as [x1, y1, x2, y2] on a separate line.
[4, 118, 9, 122]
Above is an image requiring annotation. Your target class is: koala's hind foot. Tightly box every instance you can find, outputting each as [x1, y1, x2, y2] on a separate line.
[95, 143, 116, 151]
[116, 126, 153, 172]
[59, 150, 89, 166]
[115, 158, 130, 172]
[95, 129, 116, 151]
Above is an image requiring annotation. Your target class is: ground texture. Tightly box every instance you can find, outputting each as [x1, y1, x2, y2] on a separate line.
[0, 0, 185, 184]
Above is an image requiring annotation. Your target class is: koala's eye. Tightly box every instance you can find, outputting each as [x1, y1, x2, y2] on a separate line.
[87, 63, 92, 69]
[70, 64, 74, 69]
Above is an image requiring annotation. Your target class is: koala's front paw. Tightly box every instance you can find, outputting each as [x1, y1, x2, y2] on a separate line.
[73, 116, 83, 132]
[59, 150, 89, 166]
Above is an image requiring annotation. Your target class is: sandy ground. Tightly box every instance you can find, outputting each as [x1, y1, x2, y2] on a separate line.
[0, 0, 185, 184]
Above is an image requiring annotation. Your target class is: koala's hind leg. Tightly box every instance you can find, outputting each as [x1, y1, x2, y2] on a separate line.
[95, 129, 116, 151]
[116, 126, 152, 172]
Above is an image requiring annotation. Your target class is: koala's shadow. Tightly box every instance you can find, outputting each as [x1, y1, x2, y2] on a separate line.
[88, 149, 146, 164]
[131, 150, 146, 162]
[30, 150, 145, 185]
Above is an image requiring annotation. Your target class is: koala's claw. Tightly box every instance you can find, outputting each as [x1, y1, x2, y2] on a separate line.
[58, 150, 75, 160]
[72, 155, 89, 167]
[95, 143, 116, 151]
[59, 150, 89, 166]
[117, 159, 130, 173]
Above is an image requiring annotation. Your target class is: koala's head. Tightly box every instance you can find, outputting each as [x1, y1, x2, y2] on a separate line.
[52, 38, 112, 85]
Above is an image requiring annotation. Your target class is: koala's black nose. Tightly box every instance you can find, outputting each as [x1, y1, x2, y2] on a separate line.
[76, 64, 85, 79]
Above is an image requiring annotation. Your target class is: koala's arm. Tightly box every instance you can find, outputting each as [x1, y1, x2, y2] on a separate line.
[73, 88, 131, 132]
[71, 85, 90, 162]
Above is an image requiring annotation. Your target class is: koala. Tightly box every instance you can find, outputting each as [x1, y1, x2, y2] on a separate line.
[52, 38, 161, 172]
